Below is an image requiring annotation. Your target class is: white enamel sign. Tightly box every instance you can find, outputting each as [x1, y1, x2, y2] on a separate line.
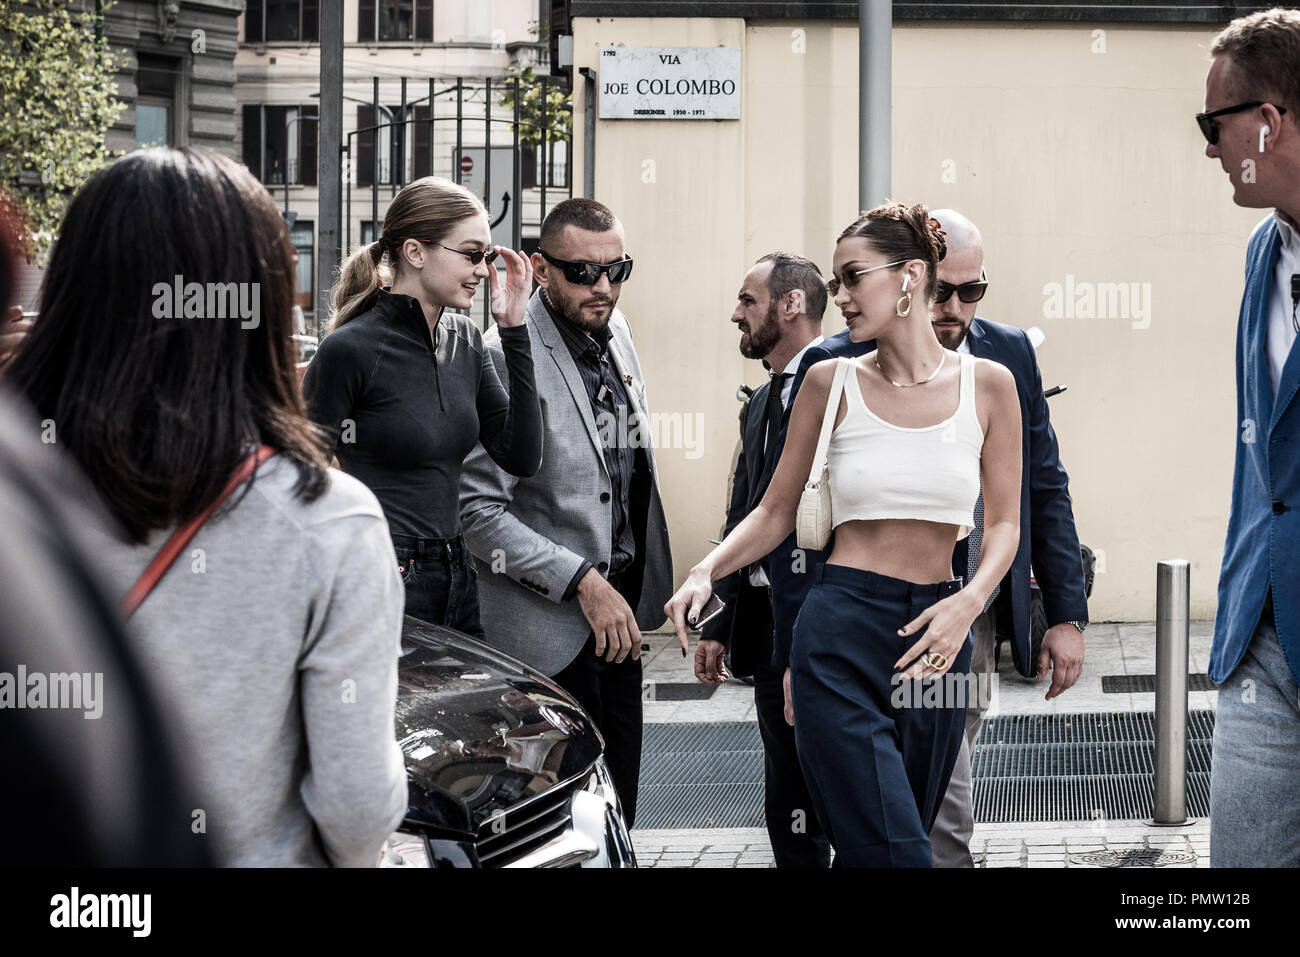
[598, 47, 741, 120]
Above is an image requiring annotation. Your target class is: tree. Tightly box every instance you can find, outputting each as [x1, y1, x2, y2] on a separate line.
[497, 65, 571, 151]
[0, 0, 124, 261]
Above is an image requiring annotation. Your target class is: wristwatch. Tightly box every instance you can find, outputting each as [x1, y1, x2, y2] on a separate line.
[1065, 620, 1088, 634]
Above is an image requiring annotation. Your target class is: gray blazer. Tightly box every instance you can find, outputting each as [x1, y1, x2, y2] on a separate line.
[459, 290, 673, 676]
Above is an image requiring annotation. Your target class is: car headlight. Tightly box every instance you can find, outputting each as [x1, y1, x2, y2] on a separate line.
[585, 756, 623, 815]
[378, 829, 431, 868]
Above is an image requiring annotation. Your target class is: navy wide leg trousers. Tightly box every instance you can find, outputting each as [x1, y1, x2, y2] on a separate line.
[790, 564, 974, 867]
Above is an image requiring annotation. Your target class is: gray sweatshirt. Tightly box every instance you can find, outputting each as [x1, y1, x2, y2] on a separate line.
[87, 457, 407, 866]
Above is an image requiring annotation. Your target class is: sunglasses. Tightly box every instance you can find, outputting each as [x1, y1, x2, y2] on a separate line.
[539, 250, 634, 285]
[935, 269, 989, 304]
[416, 240, 499, 265]
[1195, 101, 1287, 146]
[827, 258, 909, 296]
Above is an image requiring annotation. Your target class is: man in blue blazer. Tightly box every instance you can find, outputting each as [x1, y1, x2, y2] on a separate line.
[1201, 12, 1300, 868]
[767, 210, 1089, 867]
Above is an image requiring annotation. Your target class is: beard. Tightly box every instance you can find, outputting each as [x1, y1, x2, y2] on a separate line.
[739, 301, 782, 359]
[544, 282, 616, 333]
[932, 317, 971, 351]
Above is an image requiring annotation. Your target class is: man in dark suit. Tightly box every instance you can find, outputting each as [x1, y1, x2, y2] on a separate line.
[696, 251, 831, 868]
[766, 210, 1089, 867]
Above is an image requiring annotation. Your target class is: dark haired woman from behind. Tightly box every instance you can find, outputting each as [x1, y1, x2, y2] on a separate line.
[303, 176, 542, 638]
[6, 147, 406, 867]
[667, 202, 1023, 866]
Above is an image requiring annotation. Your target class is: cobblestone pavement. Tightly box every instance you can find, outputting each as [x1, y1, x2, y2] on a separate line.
[632, 819, 1212, 868]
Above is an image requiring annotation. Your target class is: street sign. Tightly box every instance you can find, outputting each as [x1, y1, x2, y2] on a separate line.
[453, 146, 517, 249]
[599, 47, 742, 120]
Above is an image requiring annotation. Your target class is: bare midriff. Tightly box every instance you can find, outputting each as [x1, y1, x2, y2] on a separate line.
[826, 517, 962, 585]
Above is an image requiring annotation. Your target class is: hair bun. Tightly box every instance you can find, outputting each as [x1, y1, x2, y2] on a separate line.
[903, 204, 946, 264]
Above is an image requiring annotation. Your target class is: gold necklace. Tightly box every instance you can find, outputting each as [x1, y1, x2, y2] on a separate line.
[874, 350, 946, 388]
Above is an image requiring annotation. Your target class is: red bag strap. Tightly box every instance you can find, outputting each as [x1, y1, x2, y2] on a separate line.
[121, 444, 276, 619]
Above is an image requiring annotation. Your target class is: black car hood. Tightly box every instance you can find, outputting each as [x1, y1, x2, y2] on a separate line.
[395, 617, 602, 839]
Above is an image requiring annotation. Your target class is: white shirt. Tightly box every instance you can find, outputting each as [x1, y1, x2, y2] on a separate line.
[750, 335, 824, 588]
[1268, 210, 1300, 399]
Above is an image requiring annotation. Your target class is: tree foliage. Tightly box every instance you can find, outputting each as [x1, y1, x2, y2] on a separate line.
[497, 65, 571, 150]
[0, 0, 125, 260]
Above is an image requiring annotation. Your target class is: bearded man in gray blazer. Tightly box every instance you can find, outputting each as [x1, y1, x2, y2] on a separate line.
[460, 198, 674, 827]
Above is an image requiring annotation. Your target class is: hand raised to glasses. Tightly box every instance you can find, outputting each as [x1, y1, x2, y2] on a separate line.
[487, 246, 534, 329]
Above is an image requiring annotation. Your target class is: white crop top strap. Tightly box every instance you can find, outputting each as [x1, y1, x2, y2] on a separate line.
[828, 351, 984, 537]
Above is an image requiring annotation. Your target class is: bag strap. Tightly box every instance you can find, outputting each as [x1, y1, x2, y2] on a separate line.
[121, 444, 276, 619]
[805, 359, 851, 488]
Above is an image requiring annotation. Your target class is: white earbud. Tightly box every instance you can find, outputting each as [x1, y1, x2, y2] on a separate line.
[901, 275, 911, 294]
[1260, 124, 1271, 153]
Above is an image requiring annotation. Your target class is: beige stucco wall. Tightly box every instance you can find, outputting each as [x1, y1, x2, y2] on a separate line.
[571, 16, 1262, 621]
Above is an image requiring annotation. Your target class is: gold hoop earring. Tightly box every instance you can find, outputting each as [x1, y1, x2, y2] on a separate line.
[896, 292, 913, 318]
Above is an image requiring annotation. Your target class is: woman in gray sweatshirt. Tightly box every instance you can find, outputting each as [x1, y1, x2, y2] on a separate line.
[7, 147, 407, 867]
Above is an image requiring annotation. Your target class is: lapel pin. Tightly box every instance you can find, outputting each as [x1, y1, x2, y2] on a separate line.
[623, 373, 633, 386]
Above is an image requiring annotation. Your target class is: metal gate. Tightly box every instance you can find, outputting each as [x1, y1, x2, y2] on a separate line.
[341, 74, 572, 331]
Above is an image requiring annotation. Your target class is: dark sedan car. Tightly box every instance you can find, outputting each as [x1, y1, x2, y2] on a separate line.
[379, 617, 636, 868]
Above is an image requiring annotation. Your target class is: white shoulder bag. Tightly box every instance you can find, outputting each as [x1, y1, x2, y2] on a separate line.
[795, 358, 850, 550]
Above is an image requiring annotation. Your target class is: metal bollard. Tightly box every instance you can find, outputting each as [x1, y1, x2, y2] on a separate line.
[1151, 559, 1191, 826]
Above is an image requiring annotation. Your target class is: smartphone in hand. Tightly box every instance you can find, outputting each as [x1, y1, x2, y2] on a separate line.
[690, 594, 726, 631]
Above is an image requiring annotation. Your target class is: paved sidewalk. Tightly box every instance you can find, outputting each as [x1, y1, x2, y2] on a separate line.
[633, 819, 1211, 868]
[639, 620, 1218, 723]
[634, 620, 1216, 869]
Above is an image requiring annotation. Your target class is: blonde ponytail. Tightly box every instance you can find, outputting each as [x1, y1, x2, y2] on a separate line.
[329, 240, 390, 331]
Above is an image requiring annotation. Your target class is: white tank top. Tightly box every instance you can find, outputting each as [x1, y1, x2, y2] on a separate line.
[827, 351, 984, 539]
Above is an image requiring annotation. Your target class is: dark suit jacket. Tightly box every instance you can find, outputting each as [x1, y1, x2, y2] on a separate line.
[766, 318, 1089, 678]
[700, 376, 778, 676]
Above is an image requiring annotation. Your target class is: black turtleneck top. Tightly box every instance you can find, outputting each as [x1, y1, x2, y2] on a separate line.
[303, 289, 542, 540]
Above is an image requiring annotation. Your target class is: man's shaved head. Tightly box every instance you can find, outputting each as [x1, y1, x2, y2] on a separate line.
[929, 209, 986, 350]
[929, 209, 983, 259]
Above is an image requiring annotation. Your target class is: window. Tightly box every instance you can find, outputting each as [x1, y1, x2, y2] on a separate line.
[524, 140, 569, 189]
[242, 104, 318, 185]
[360, 221, 382, 244]
[290, 220, 314, 307]
[356, 105, 408, 186]
[358, 0, 433, 42]
[135, 55, 177, 147]
[244, 0, 320, 42]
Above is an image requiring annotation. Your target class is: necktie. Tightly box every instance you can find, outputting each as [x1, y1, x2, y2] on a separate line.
[965, 487, 1001, 613]
[762, 372, 791, 479]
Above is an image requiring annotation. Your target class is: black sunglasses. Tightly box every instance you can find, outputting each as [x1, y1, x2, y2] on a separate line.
[1195, 101, 1287, 146]
[539, 250, 634, 285]
[935, 269, 989, 304]
[417, 240, 499, 265]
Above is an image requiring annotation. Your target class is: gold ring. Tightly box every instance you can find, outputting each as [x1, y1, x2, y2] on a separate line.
[922, 651, 949, 670]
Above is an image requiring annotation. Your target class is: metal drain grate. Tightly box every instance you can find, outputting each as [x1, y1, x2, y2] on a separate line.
[1071, 849, 1199, 868]
[634, 712, 1216, 829]
[1101, 674, 1215, 693]
[636, 722, 765, 829]
[972, 711, 1215, 824]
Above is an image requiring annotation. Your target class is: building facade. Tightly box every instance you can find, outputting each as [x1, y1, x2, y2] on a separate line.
[546, 2, 1280, 622]
[235, 0, 569, 322]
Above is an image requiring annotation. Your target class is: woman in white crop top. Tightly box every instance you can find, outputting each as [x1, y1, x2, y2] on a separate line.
[666, 202, 1022, 866]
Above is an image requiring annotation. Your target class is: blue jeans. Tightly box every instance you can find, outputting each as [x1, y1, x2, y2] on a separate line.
[1210, 592, 1300, 867]
[392, 533, 484, 640]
